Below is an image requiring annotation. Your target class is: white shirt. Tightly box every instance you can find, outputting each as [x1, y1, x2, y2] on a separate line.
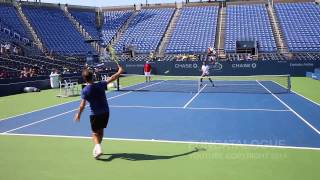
[5, 44, 10, 50]
[201, 65, 210, 75]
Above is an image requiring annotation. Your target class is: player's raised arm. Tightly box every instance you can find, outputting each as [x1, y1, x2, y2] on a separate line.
[107, 65, 124, 84]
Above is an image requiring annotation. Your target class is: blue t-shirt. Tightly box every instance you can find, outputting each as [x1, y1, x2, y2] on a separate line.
[81, 81, 109, 115]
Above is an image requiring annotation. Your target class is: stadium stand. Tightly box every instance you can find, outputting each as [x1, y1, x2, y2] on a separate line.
[32, 55, 84, 68]
[101, 10, 133, 46]
[69, 9, 100, 39]
[8, 54, 80, 72]
[275, 2, 320, 52]
[0, 3, 29, 38]
[292, 53, 320, 60]
[1, 1, 320, 80]
[22, 5, 94, 55]
[115, 8, 174, 54]
[0, 66, 20, 79]
[166, 6, 219, 54]
[0, 56, 44, 77]
[0, 25, 29, 45]
[225, 4, 277, 53]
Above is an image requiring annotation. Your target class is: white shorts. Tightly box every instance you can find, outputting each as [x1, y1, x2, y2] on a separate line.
[144, 72, 151, 76]
[202, 73, 210, 77]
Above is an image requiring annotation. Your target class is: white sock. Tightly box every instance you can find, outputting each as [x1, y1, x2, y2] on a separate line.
[95, 144, 102, 152]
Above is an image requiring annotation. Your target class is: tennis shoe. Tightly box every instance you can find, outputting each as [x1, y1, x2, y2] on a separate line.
[93, 146, 103, 159]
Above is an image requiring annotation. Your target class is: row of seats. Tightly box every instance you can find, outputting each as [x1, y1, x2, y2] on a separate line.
[166, 6, 218, 54]
[275, 2, 320, 52]
[69, 9, 100, 39]
[0, 3, 29, 38]
[22, 5, 94, 55]
[0, 54, 85, 77]
[0, 21, 30, 44]
[225, 4, 277, 53]
[101, 10, 133, 45]
[1, 3, 320, 55]
[0, 66, 20, 79]
[115, 8, 174, 54]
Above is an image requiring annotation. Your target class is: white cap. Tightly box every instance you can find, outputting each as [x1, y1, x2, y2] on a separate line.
[146, 61, 149, 64]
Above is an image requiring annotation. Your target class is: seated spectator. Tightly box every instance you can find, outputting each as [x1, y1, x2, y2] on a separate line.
[0, 43, 4, 55]
[149, 52, 155, 61]
[189, 54, 197, 61]
[5, 43, 11, 54]
[246, 54, 252, 61]
[63, 67, 70, 74]
[20, 67, 29, 78]
[29, 67, 38, 77]
[27, 68, 34, 77]
[0, 70, 4, 79]
[30, 68, 35, 77]
[239, 54, 244, 61]
[13, 46, 18, 55]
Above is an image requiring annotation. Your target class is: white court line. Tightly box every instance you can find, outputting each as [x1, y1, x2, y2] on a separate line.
[187, 107, 290, 112]
[0, 81, 148, 121]
[111, 105, 181, 109]
[183, 84, 207, 108]
[161, 83, 258, 86]
[292, 90, 320, 107]
[0, 99, 80, 121]
[1, 81, 166, 134]
[257, 80, 320, 135]
[110, 105, 290, 112]
[109, 80, 166, 100]
[272, 81, 319, 107]
[2, 109, 78, 134]
[1, 133, 320, 151]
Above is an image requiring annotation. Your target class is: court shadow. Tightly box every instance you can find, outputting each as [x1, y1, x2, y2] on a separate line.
[97, 147, 205, 162]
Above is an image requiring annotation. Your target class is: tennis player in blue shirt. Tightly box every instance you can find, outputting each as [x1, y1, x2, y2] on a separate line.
[74, 65, 123, 159]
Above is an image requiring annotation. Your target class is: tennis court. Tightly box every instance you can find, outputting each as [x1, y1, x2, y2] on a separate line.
[1, 75, 320, 150]
[1, 75, 320, 180]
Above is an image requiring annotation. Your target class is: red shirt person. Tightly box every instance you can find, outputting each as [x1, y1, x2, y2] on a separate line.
[144, 61, 151, 82]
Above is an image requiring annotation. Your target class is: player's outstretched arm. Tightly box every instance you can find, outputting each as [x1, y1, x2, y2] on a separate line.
[107, 65, 124, 84]
[74, 99, 86, 122]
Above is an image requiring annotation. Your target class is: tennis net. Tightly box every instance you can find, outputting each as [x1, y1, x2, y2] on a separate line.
[117, 74, 291, 94]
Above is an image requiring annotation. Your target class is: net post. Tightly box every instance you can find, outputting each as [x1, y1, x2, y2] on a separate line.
[287, 74, 291, 93]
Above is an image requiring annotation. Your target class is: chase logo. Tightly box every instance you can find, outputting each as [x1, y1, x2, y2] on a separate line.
[232, 63, 257, 69]
[174, 63, 198, 69]
[210, 62, 223, 71]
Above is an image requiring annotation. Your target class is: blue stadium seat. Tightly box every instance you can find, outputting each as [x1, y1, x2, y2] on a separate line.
[115, 8, 174, 54]
[225, 4, 277, 53]
[275, 2, 320, 52]
[0, 3, 29, 38]
[101, 10, 133, 46]
[22, 5, 94, 55]
[166, 6, 218, 54]
[69, 9, 100, 39]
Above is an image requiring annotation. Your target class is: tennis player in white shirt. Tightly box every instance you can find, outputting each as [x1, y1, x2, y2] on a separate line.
[200, 61, 214, 87]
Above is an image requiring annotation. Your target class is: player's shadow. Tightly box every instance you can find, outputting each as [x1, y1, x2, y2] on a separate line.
[97, 147, 205, 162]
